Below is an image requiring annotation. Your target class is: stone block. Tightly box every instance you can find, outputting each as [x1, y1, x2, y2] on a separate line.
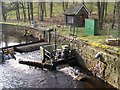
[105, 39, 120, 46]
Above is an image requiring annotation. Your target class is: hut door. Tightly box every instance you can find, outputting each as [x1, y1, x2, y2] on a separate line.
[80, 14, 84, 27]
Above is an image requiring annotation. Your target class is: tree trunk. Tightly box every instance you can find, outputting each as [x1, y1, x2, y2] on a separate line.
[15, 2, 20, 21]
[50, 2, 53, 18]
[100, 2, 105, 30]
[97, 2, 105, 30]
[38, 2, 46, 21]
[112, 2, 117, 29]
[44, 2, 47, 17]
[27, 3, 31, 22]
[21, 2, 26, 22]
[37, 3, 40, 21]
[97, 2, 101, 30]
[40, 2, 44, 21]
[63, 2, 65, 11]
[2, 2, 7, 22]
[65, 2, 68, 9]
[63, 2, 68, 11]
[105, 2, 108, 18]
[118, 2, 120, 40]
[30, 2, 33, 21]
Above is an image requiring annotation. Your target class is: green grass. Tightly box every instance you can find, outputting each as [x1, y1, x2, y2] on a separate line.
[57, 26, 119, 44]
[57, 26, 120, 54]
[57, 26, 107, 43]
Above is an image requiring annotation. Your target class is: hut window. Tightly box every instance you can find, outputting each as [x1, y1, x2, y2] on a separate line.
[67, 16, 74, 24]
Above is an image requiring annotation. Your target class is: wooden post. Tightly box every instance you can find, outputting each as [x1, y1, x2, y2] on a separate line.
[54, 28, 57, 54]
[69, 25, 72, 35]
[43, 31, 46, 41]
[73, 25, 75, 36]
[107, 23, 110, 38]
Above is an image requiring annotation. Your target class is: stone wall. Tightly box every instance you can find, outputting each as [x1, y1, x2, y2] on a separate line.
[79, 44, 119, 88]
[1, 23, 46, 40]
[50, 32, 120, 89]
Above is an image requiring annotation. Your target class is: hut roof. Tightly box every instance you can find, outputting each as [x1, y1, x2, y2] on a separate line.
[64, 3, 90, 15]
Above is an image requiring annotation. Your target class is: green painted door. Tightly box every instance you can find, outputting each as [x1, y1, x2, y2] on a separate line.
[85, 19, 98, 35]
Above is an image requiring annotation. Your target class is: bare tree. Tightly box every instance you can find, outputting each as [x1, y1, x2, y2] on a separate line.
[44, 2, 47, 17]
[101, 2, 105, 29]
[112, 2, 117, 29]
[63, 2, 68, 11]
[40, 2, 45, 21]
[15, 2, 20, 21]
[104, 2, 108, 18]
[21, 2, 27, 22]
[118, 2, 120, 39]
[50, 2, 53, 17]
[1, 2, 16, 22]
[1, 2, 6, 22]
[63, 2, 65, 11]
[97, 1, 105, 30]
[30, 2, 33, 21]
[37, 2, 40, 21]
[27, 2, 31, 22]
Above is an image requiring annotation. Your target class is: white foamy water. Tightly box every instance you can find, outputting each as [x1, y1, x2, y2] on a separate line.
[58, 66, 82, 80]
[15, 50, 41, 61]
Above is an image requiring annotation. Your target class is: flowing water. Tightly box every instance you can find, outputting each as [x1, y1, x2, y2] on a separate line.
[0, 59, 83, 89]
[0, 32, 82, 89]
[0, 32, 39, 48]
[0, 30, 116, 89]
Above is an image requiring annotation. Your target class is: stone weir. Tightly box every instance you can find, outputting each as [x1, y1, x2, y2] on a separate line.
[1, 23, 120, 89]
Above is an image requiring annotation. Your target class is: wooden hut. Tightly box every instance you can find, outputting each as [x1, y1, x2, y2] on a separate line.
[64, 3, 90, 27]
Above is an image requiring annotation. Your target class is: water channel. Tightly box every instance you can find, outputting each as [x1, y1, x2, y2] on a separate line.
[0, 31, 83, 89]
[0, 29, 117, 89]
